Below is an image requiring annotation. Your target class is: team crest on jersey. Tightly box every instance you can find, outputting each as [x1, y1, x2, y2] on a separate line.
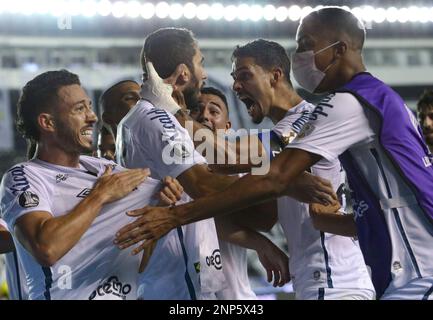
[56, 174, 69, 183]
[172, 143, 191, 159]
[77, 188, 92, 198]
[18, 191, 39, 208]
[194, 262, 201, 274]
[297, 123, 315, 139]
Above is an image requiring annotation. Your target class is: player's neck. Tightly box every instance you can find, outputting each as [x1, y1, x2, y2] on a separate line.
[269, 87, 303, 124]
[36, 142, 81, 168]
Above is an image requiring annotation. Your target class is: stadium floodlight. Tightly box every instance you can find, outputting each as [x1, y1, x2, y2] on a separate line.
[97, 0, 112, 17]
[237, 4, 250, 21]
[112, 1, 127, 18]
[300, 6, 313, 19]
[275, 6, 288, 22]
[210, 3, 224, 21]
[169, 3, 183, 20]
[397, 7, 409, 23]
[126, 1, 141, 18]
[140, 2, 155, 19]
[155, 1, 170, 19]
[372, 7, 386, 24]
[385, 7, 398, 23]
[249, 4, 263, 21]
[224, 5, 237, 22]
[263, 5, 276, 21]
[197, 4, 210, 21]
[0, 1, 432, 24]
[288, 5, 302, 22]
[81, 0, 98, 18]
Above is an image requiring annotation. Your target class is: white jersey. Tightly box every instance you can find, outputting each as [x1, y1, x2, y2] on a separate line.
[273, 100, 375, 300]
[0, 156, 159, 300]
[287, 93, 433, 298]
[116, 100, 226, 299]
[0, 219, 28, 300]
[216, 241, 256, 300]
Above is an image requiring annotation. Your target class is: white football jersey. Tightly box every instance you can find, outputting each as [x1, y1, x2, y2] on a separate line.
[274, 100, 375, 299]
[0, 218, 29, 300]
[0, 156, 159, 300]
[287, 93, 433, 297]
[215, 240, 256, 300]
[116, 100, 225, 299]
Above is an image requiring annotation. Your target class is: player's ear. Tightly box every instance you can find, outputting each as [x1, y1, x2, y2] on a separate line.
[165, 64, 189, 90]
[225, 121, 232, 131]
[37, 113, 56, 133]
[270, 67, 283, 87]
[335, 41, 347, 58]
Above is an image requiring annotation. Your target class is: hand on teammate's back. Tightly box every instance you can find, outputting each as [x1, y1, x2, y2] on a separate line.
[286, 172, 339, 206]
[156, 176, 184, 206]
[93, 165, 151, 204]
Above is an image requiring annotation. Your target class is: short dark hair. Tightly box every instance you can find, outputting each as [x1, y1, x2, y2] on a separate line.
[417, 89, 433, 111]
[232, 39, 292, 86]
[302, 6, 366, 51]
[16, 69, 80, 142]
[200, 87, 229, 116]
[99, 79, 139, 112]
[141, 28, 197, 79]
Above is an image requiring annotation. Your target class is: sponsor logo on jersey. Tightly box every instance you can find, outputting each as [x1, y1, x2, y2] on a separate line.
[88, 276, 132, 300]
[56, 174, 69, 183]
[76, 188, 92, 198]
[205, 249, 222, 270]
[353, 199, 369, 220]
[309, 94, 335, 121]
[8, 165, 30, 195]
[18, 191, 39, 208]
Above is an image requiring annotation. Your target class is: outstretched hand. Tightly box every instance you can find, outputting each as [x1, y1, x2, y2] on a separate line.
[114, 206, 180, 254]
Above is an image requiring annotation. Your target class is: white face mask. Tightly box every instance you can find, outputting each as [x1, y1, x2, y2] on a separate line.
[291, 41, 340, 93]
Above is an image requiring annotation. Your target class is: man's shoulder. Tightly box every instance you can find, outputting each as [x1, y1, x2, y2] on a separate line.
[309, 92, 363, 122]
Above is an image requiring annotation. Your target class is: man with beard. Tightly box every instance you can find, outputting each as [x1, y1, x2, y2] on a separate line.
[417, 90, 433, 153]
[117, 28, 318, 298]
[118, 8, 433, 300]
[0, 70, 154, 299]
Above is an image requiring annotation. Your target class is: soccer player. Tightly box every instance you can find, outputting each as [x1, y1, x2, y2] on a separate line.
[417, 89, 433, 153]
[191, 86, 288, 299]
[116, 8, 433, 300]
[0, 218, 28, 300]
[116, 28, 306, 298]
[100, 80, 140, 138]
[97, 124, 116, 161]
[0, 70, 153, 300]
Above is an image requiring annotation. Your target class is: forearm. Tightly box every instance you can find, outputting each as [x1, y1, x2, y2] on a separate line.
[31, 191, 107, 265]
[311, 212, 357, 237]
[215, 216, 271, 251]
[175, 173, 280, 225]
[0, 230, 15, 253]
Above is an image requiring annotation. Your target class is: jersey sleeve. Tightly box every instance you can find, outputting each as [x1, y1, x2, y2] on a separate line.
[286, 93, 375, 162]
[137, 107, 207, 179]
[0, 165, 53, 229]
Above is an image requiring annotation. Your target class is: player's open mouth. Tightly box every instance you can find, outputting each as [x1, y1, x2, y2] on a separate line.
[80, 128, 93, 136]
[239, 96, 261, 117]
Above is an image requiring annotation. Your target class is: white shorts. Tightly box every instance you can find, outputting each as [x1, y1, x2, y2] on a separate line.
[297, 287, 375, 300]
[381, 277, 433, 300]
